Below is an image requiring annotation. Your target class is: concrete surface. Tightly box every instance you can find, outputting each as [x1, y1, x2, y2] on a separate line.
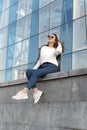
[0, 68, 87, 130]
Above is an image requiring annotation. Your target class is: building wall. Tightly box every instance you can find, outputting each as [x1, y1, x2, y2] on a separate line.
[0, 68, 87, 130]
[0, 0, 87, 82]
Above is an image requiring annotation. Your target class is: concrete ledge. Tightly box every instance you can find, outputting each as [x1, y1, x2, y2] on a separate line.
[0, 68, 87, 130]
[0, 68, 87, 87]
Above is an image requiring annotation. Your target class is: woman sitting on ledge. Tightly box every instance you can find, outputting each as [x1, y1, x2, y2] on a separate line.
[12, 33, 64, 104]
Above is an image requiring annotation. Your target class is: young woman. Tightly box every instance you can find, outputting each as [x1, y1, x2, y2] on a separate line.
[12, 33, 64, 104]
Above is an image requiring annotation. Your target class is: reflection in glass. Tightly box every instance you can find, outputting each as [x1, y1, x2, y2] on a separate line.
[5, 69, 12, 81]
[15, 18, 25, 42]
[39, 5, 50, 33]
[62, 0, 73, 24]
[13, 39, 29, 67]
[10, 0, 18, 6]
[8, 23, 16, 45]
[12, 64, 28, 80]
[6, 45, 14, 68]
[50, 27, 61, 39]
[39, 31, 49, 47]
[60, 22, 72, 53]
[62, 53, 72, 71]
[73, 17, 86, 51]
[73, 0, 85, 19]
[0, 70, 5, 82]
[0, 48, 7, 70]
[17, 0, 27, 19]
[0, 9, 9, 29]
[50, 0, 63, 28]
[0, 0, 10, 11]
[23, 15, 31, 39]
[27, 0, 32, 14]
[9, 3, 18, 24]
[39, 0, 50, 8]
[0, 27, 8, 48]
[72, 50, 87, 69]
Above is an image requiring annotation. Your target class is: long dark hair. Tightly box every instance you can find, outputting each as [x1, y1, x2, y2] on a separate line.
[48, 33, 64, 52]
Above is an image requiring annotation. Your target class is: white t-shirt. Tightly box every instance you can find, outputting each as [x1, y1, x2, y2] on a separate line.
[33, 42, 62, 69]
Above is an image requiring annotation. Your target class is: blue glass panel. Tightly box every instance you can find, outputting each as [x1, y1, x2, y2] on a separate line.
[5, 0, 18, 81]
[50, 0, 63, 29]
[62, 53, 72, 71]
[32, 0, 39, 11]
[30, 11, 39, 36]
[6, 45, 14, 68]
[5, 69, 12, 81]
[39, 5, 50, 33]
[7, 23, 16, 45]
[10, 0, 18, 5]
[29, 35, 39, 68]
[60, 22, 73, 53]
[60, 0, 73, 70]
[61, 0, 73, 24]
[29, 0, 39, 68]
[9, 3, 18, 24]
[72, 49, 87, 69]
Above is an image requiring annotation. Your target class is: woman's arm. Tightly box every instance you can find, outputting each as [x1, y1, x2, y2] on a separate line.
[55, 42, 62, 55]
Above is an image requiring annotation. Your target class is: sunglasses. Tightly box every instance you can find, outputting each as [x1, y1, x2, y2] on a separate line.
[48, 35, 55, 39]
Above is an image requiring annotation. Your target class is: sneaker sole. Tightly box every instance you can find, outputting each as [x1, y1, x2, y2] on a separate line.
[12, 96, 28, 100]
[34, 91, 43, 104]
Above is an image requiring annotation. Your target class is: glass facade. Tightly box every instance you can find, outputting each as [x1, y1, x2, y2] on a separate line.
[0, 0, 87, 82]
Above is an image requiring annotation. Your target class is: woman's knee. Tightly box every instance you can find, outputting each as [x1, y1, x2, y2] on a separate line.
[26, 69, 34, 77]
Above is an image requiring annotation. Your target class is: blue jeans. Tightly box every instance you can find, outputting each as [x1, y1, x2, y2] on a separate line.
[26, 63, 58, 90]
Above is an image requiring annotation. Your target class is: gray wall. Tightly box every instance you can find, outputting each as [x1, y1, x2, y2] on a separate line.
[0, 68, 87, 130]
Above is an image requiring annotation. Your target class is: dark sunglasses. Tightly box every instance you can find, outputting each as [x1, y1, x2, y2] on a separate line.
[48, 35, 54, 39]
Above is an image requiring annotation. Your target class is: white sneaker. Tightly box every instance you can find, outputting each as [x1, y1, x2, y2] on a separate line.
[12, 91, 28, 100]
[33, 90, 43, 104]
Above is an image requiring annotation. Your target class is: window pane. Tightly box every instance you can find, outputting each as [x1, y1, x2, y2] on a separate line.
[73, 0, 85, 19]
[17, 0, 27, 20]
[9, 3, 18, 24]
[0, 9, 9, 29]
[0, 48, 7, 70]
[60, 22, 73, 53]
[20, 40, 29, 64]
[13, 42, 21, 67]
[39, 5, 50, 33]
[73, 17, 86, 51]
[50, 26, 61, 38]
[12, 65, 28, 80]
[62, 53, 72, 71]
[1, 0, 10, 11]
[6, 45, 14, 68]
[13, 39, 29, 67]
[5, 69, 12, 81]
[72, 50, 87, 69]
[0, 27, 8, 48]
[23, 15, 31, 39]
[39, 0, 50, 8]
[27, 0, 32, 14]
[10, 0, 18, 6]
[50, 0, 63, 29]
[15, 18, 25, 42]
[39, 31, 49, 47]
[8, 23, 16, 45]
[0, 70, 5, 82]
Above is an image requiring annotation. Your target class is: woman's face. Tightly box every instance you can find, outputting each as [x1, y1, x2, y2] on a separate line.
[48, 35, 56, 43]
